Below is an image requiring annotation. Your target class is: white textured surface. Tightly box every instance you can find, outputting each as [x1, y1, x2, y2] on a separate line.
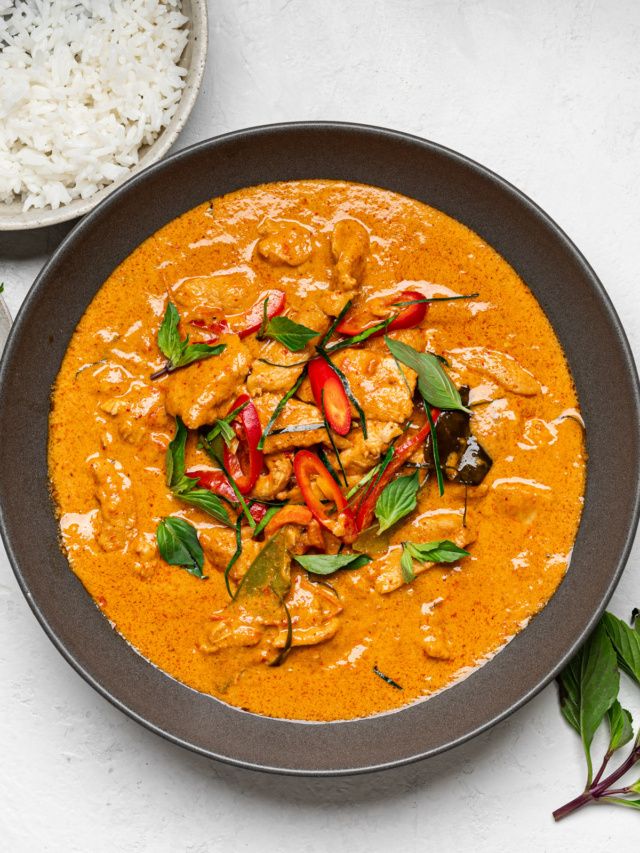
[1, 1, 639, 849]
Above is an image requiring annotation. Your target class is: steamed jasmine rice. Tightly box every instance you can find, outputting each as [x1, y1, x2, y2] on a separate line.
[0, 0, 189, 212]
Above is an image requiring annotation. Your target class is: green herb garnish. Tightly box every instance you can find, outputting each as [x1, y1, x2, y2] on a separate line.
[390, 292, 479, 307]
[294, 553, 372, 576]
[166, 417, 232, 527]
[156, 516, 206, 579]
[151, 302, 226, 379]
[375, 470, 420, 533]
[223, 517, 243, 597]
[401, 539, 470, 577]
[259, 314, 318, 352]
[257, 368, 308, 451]
[205, 399, 249, 447]
[425, 403, 444, 496]
[553, 611, 640, 821]
[385, 336, 470, 414]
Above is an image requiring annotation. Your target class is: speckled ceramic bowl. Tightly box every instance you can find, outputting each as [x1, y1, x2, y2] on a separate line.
[0, 123, 638, 774]
[0, 0, 207, 232]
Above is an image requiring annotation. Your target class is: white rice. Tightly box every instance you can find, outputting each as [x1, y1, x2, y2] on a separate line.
[0, 0, 189, 212]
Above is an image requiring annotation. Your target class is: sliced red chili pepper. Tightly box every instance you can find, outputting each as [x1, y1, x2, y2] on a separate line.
[354, 407, 440, 531]
[293, 450, 357, 543]
[222, 394, 264, 494]
[336, 290, 427, 339]
[249, 502, 269, 525]
[186, 468, 236, 503]
[235, 289, 286, 339]
[190, 318, 230, 344]
[307, 357, 352, 436]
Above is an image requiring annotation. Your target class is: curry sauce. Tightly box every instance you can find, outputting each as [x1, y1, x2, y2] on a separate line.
[48, 180, 585, 720]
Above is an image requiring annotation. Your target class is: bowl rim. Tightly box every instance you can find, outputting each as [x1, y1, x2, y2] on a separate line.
[1, 121, 639, 775]
[0, 0, 208, 232]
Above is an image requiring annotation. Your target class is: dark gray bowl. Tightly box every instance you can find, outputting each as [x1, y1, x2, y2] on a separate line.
[1, 123, 638, 775]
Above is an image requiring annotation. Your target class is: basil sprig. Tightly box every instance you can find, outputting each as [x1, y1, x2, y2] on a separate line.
[166, 417, 232, 527]
[554, 610, 640, 821]
[375, 471, 420, 533]
[400, 540, 470, 583]
[259, 312, 318, 352]
[156, 516, 206, 578]
[384, 336, 470, 413]
[294, 553, 372, 576]
[152, 302, 226, 379]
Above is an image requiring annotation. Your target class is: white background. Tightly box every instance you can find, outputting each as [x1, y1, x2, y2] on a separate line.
[1, 1, 640, 850]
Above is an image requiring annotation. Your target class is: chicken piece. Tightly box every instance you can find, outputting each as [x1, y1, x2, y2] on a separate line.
[374, 510, 475, 594]
[252, 393, 326, 454]
[336, 420, 402, 473]
[199, 527, 247, 572]
[272, 574, 343, 648]
[331, 218, 370, 290]
[251, 453, 294, 501]
[330, 347, 416, 423]
[317, 290, 357, 318]
[172, 274, 249, 324]
[163, 334, 251, 429]
[490, 477, 551, 526]
[91, 457, 136, 552]
[200, 612, 265, 653]
[468, 398, 519, 461]
[246, 341, 307, 396]
[257, 218, 313, 266]
[447, 347, 540, 396]
[422, 609, 453, 660]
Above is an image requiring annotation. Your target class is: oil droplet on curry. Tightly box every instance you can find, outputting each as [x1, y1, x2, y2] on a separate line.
[49, 181, 586, 721]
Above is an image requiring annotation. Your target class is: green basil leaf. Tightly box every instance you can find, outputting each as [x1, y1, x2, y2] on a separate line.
[375, 471, 420, 533]
[156, 517, 205, 578]
[178, 487, 232, 527]
[294, 552, 372, 576]
[157, 302, 182, 364]
[166, 416, 188, 487]
[607, 700, 634, 753]
[252, 505, 281, 539]
[603, 611, 640, 684]
[406, 540, 470, 564]
[263, 316, 318, 351]
[174, 341, 226, 369]
[557, 621, 619, 783]
[400, 546, 415, 583]
[384, 336, 470, 413]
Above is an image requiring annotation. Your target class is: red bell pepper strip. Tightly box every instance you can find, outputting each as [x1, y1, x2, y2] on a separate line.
[293, 450, 357, 543]
[307, 357, 352, 436]
[222, 394, 264, 494]
[336, 290, 427, 339]
[186, 468, 236, 503]
[235, 289, 286, 339]
[354, 407, 440, 531]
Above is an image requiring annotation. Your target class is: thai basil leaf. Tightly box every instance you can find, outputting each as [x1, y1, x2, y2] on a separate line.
[557, 621, 619, 783]
[155, 301, 225, 375]
[406, 540, 470, 564]
[375, 471, 420, 533]
[166, 416, 188, 487]
[262, 315, 318, 351]
[603, 611, 640, 684]
[177, 488, 232, 527]
[156, 517, 205, 579]
[384, 336, 470, 413]
[400, 546, 415, 583]
[294, 553, 372, 576]
[607, 700, 634, 753]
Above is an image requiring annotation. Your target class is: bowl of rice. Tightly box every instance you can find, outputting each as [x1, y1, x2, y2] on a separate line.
[0, 0, 207, 231]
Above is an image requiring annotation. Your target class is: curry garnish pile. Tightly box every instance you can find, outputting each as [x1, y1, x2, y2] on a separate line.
[49, 180, 586, 720]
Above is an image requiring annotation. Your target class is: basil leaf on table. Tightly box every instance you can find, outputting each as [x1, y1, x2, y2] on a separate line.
[156, 517, 206, 578]
[603, 611, 640, 683]
[261, 315, 318, 351]
[384, 336, 470, 413]
[294, 553, 372, 576]
[607, 700, 634, 753]
[153, 302, 225, 378]
[375, 471, 420, 533]
[557, 621, 619, 783]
